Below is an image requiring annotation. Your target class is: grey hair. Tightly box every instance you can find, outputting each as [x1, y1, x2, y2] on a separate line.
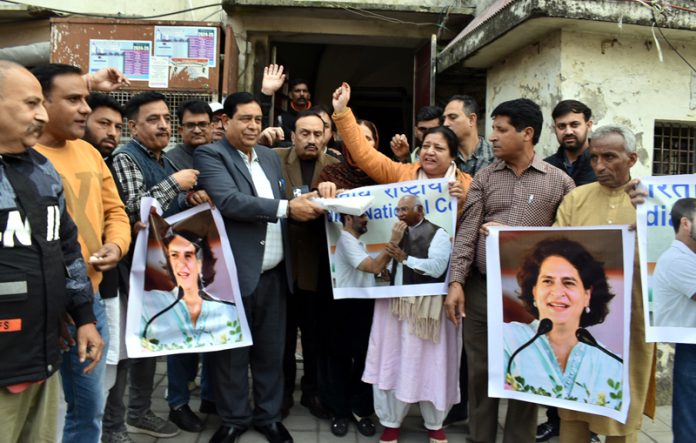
[590, 125, 636, 153]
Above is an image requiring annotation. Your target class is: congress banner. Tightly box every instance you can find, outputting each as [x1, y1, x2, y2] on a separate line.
[486, 226, 633, 423]
[637, 174, 696, 343]
[126, 199, 252, 358]
[325, 178, 456, 299]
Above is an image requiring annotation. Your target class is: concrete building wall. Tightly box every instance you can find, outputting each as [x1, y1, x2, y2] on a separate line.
[485, 30, 563, 153]
[559, 29, 696, 177]
[484, 28, 696, 178]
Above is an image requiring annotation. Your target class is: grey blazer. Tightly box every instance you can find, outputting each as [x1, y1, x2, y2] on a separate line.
[194, 138, 292, 297]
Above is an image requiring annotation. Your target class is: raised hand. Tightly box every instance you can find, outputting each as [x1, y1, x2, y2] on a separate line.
[390, 134, 411, 162]
[261, 64, 286, 96]
[332, 82, 351, 114]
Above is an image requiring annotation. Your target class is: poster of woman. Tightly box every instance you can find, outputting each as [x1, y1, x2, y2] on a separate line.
[126, 199, 252, 357]
[486, 226, 633, 423]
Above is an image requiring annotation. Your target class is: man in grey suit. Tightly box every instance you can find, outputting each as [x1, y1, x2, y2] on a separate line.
[194, 92, 324, 443]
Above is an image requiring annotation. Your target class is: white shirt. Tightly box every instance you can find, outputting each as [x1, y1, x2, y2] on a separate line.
[236, 148, 288, 272]
[334, 230, 376, 288]
[653, 240, 696, 327]
[392, 223, 451, 285]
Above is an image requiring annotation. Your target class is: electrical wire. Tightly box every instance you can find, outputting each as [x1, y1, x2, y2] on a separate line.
[0, 0, 223, 19]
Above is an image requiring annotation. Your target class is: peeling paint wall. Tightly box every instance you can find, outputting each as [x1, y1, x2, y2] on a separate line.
[484, 28, 696, 177]
[560, 29, 696, 176]
[485, 30, 563, 147]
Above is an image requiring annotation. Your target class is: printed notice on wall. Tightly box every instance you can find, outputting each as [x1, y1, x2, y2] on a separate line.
[154, 26, 218, 68]
[148, 56, 169, 88]
[89, 40, 151, 81]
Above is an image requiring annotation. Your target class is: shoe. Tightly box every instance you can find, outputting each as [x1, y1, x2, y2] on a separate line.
[169, 404, 204, 432]
[590, 433, 601, 443]
[331, 418, 349, 437]
[351, 414, 376, 437]
[200, 399, 218, 415]
[300, 393, 331, 419]
[379, 427, 400, 443]
[427, 428, 448, 443]
[255, 422, 293, 443]
[126, 410, 180, 437]
[442, 403, 467, 427]
[209, 425, 248, 443]
[101, 430, 135, 443]
[536, 421, 560, 442]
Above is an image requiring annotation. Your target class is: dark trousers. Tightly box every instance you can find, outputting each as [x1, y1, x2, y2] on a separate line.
[283, 286, 321, 400]
[320, 298, 375, 419]
[209, 264, 288, 427]
[102, 357, 156, 432]
[464, 269, 537, 443]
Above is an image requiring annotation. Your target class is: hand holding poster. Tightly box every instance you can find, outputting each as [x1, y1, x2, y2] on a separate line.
[637, 174, 696, 343]
[325, 178, 456, 299]
[486, 226, 633, 423]
[125, 199, 252, 358]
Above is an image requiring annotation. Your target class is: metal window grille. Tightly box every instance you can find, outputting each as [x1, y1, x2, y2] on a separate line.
[110, 91, 216, 146]
[652, 121, 696, 175]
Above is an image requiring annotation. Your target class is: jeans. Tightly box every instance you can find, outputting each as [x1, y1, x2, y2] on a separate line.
[673, 343, 696, 443]
[61, 294, 109, 443]
[167, 353, 213, 408]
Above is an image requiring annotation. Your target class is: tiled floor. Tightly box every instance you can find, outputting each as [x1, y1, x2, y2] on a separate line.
[126, 361, 672, 443]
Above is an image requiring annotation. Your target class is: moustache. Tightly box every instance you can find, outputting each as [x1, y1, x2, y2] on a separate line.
[27, 122, 45, 136]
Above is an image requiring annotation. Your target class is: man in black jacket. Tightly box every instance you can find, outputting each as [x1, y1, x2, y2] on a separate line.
[544, 100, 596, 186]
[0, 60, 102, 440]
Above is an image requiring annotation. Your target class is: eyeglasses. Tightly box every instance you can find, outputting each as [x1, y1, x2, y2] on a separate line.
[182, 122, 211, 130]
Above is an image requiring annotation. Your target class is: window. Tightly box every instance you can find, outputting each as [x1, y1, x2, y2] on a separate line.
[653, 122, 696, 175]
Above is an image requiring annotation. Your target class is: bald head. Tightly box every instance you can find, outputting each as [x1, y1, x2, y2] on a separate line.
[396, 195, 425, 226]
[0, 61, 48, 153]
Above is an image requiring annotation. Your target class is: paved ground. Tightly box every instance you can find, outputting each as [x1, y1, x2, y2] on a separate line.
[126, 360, 673, 443]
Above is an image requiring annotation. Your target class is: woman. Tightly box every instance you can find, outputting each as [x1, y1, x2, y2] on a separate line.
[327, 82, 471, 443]
[140, 230, 241, 352]
[504, 238, 623, 410]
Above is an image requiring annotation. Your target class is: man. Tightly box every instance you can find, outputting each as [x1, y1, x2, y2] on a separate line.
[544, 100, 596, 186]
[334, 213, 394, 288]
[84, 93, 124, 160]
[273, 110, 338, 420]
[83, 92, 135, 442]
[443, 94, 495, 176]
[445, 98, 575, 443]
[195, 92, 325, 443]
[210, 101, 226, 142]
[652, 198, 696, 443]
[0, 60, 102, 441]
[168, 100, 213, 170]
[161, 99, 217, 432]
[554, 126, 654, 443]
[386, 195, 449, 285]
[390, 105, 443, 163]
[277, 78, 313, 143]
[31, 63, 131, 443]
[537, 99, 597, 442]
[107, 92, 206, 440]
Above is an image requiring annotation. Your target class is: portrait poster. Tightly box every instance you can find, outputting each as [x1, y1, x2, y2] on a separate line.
[325, 178, 456, 299]
[126, 199, 252, 358]
[486, 226, 634, 423]
[637, 174, 696, 342]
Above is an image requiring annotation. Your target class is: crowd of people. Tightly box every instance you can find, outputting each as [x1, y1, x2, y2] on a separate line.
[0, 57, 689, 443]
